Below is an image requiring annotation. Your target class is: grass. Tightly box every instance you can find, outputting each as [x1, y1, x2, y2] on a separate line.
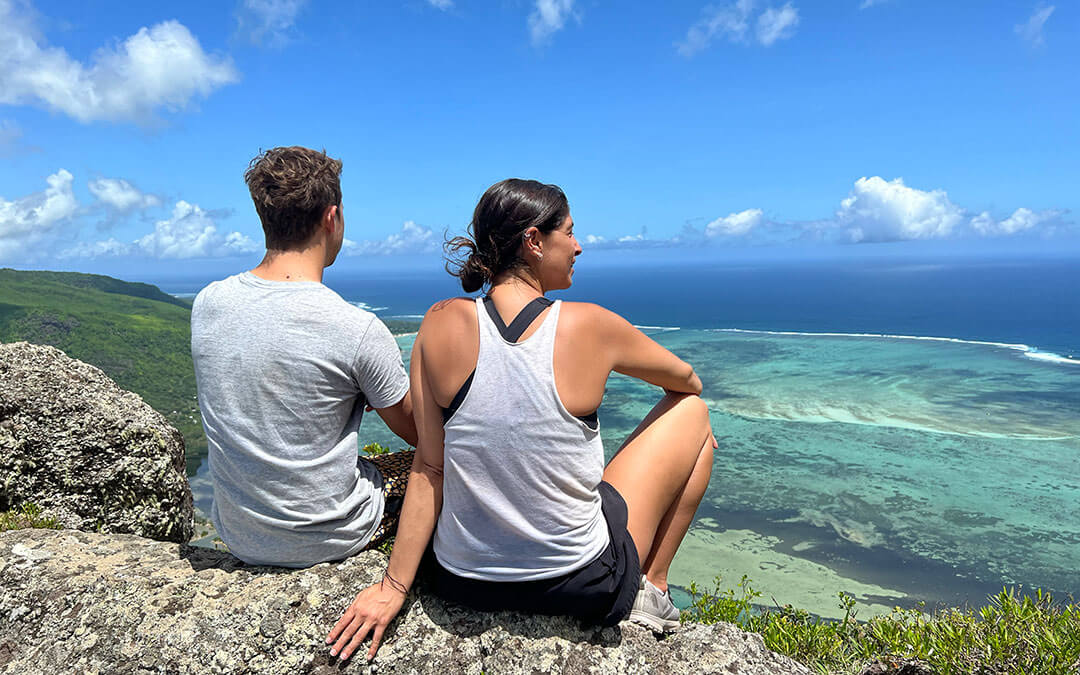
[0, 503, 62, 532]
[683, 575, 1080, 674]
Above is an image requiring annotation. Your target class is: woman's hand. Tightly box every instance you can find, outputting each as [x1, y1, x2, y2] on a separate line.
[326, 580, 407, 661]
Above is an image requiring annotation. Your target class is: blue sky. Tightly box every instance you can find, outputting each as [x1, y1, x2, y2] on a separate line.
[1, 0, 1076, 277]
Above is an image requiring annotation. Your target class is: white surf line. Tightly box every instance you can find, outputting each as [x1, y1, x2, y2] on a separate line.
[712, 328, 1080, 366]
[633, 325, 681, 331]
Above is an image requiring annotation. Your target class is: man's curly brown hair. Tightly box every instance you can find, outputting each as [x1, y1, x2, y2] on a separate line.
[244, 146, 343, 250]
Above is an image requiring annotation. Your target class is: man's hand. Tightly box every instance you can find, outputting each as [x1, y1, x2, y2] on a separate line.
[326, 581, 406, 661]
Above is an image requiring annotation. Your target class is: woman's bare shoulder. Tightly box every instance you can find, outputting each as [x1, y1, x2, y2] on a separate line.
[559, 301, 628, 330]
[419, 297, 477, 334]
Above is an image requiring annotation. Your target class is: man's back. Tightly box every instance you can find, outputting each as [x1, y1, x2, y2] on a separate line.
[192, 272, 408, 567]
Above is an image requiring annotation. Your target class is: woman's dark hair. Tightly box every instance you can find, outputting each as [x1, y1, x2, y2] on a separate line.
[446, 179, 569, 293]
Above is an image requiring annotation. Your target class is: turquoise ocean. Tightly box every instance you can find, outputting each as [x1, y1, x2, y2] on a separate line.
[175, 255, 1079, 618]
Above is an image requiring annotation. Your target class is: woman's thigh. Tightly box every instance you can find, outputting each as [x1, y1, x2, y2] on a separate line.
[601, 393, 710, 562]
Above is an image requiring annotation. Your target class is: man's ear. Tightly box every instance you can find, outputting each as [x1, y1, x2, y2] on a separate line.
[322, 204, 339, 234]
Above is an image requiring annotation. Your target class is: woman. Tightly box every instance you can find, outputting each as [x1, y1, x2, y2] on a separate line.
[327, 179, 715, 662]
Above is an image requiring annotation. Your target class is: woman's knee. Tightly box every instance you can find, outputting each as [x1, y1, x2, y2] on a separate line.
[664, 392, 710, 433]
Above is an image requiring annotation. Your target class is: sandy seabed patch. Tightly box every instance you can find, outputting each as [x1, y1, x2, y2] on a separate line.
[668, 524, 908, 620]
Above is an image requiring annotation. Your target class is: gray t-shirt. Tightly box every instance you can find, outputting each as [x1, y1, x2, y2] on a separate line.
[191, 272, 409, 567]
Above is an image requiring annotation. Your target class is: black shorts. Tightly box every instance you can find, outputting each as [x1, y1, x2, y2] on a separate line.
[422, 481, 641, 626]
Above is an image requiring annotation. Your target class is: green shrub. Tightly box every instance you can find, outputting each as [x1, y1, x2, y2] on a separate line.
[0, 503, 62, 532]
[684, 577, 1080, 674]
[361, 442, 393, 456]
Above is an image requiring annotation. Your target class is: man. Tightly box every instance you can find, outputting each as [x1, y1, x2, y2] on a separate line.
[191, 146, 417, 568]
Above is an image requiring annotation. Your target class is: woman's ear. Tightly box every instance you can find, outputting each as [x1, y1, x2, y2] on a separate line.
[523, 226, 542, 257]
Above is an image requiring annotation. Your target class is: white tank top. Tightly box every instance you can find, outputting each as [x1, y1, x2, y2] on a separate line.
[433, 297, 610, 581]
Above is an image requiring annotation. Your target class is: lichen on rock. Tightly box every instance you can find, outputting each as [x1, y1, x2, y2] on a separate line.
[0, 529, 811, 674]
[0, 341, 193, 543]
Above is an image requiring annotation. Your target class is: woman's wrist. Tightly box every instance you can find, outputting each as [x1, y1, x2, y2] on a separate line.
[380, 570, 409, 595]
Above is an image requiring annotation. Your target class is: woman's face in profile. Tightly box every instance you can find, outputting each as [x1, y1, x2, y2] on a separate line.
[539, 214, 583, 291]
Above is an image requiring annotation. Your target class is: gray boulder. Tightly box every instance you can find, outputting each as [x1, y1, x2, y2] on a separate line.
[0, 342, 192, 543]
[0, 529, 812, 674]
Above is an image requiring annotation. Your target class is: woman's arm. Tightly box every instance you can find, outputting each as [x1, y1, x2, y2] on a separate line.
[326, 323, 446, 662]
[591, 304, 702, 395]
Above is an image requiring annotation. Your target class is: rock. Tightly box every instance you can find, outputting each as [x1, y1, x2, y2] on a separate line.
[0, 342, 193, 543]
[0, 529, 811, 674]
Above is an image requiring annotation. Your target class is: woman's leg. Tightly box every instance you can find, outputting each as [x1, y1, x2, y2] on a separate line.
[601, 393, 713, 591]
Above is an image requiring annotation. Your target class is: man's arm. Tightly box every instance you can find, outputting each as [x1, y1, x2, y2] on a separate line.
[373, 392, 418, 448]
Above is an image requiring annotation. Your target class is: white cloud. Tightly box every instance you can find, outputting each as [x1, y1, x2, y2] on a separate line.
[132, 201, 258, 259]
[583, 234, 607, 245]
[678, 0, 754, 56]
[88, 178, 161, 213]
[678, 1, 798, 55]
[529, 0, 577, 46]
[0, 1, 238, 124]
[343, 220, 439, 256]
[705, 208, 764, 237]
[970, 207, 1063, 236]
[1015, 5, 1054, 46]
[0, 169, 78, 260]
[757, 3, 799, 46]
[859, 0, 888, 8]
[835, 176, 964, 243]
[427, 0, 453, 9]
[236, 0, 308, 46]
[57, 237, 132, 260]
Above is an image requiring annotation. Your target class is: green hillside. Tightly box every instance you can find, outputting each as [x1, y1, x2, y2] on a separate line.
[0, 268, 204, 475]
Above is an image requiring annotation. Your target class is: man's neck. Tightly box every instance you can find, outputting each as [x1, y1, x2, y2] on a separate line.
[250, 248, 327, 283]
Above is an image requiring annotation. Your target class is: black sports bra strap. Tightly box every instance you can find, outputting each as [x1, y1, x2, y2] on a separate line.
[482, 296, 554, 343]
[442, 370, 475, 423]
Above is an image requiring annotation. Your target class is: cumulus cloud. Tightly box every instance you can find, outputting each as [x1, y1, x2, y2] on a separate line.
[0, 169, 78, 260]
[834, 176, 965, 243]
[88, 178, 161, 214]
[64, 200, 256, 259]
[427, 0, 453, 9]
[705, 208, 764, 237]
[970, 207, 1064, 236]
[128, 201, 257, 258]
[236, 0, 309, 46]
[1015, 5, 1054, 46]
[0, 0, 238, 124]
[756, 3, 799, 46]
[529, 0, 577, 45]
[343, 220, 439, 256]
[678, 0, 798, 56]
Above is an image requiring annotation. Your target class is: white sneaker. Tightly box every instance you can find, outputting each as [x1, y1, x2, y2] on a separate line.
[628, 575, 680, 632]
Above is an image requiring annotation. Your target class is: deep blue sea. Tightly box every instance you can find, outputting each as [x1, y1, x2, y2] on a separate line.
[163, 254, 1079, 617]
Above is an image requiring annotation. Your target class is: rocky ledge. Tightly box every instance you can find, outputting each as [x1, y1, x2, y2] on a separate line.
[0, 528, 810, 675]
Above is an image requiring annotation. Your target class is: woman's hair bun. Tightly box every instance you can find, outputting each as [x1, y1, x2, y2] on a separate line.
[445, 235, 492, 293]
